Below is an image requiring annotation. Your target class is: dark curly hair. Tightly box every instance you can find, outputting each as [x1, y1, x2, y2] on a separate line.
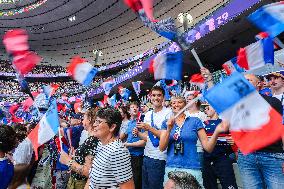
[12, 124, 28, 143]
[96, 108, 122, 136]
[168, 171, 202, 189]
[119, 106, 130, 119]
[0, 125, 17, 153]
[85, 108, 97, 125]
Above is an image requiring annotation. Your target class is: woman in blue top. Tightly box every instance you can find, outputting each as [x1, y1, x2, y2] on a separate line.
[0, 125, 17, 189]
[159, 96, 229, 187]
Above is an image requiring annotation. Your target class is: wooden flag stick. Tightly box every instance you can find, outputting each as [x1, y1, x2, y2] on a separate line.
[191, 48, 204, 68]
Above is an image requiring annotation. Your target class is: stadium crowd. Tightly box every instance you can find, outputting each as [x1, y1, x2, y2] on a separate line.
[0, 66, 283, 189]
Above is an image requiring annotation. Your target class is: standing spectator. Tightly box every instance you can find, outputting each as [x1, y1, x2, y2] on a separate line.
[202, 105, 238, 189]
[60, 109, 99, 189]
[135, 86, 171, 189]
[266, 72, 284, 104]
[184, 91, 208, 168]
[0, 125, 17, 189]
[119, 106, 130, 140]
[236, 74, 284, 189]
[159, 96, 230, 187]
[123, 102, 146, 189]
[88, 108, 134, 189]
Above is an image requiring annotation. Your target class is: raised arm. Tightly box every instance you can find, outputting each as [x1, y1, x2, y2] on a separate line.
[159, 117, 175, 151]
[198, 121, 229, 153]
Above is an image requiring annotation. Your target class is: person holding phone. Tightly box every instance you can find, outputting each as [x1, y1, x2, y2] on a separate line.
[133, 86, 171, 189]
[122, 101, 146, 189]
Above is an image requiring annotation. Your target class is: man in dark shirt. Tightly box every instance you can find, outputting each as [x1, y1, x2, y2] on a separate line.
[202, 104, 237, 189]
[236, 74, 284, 189]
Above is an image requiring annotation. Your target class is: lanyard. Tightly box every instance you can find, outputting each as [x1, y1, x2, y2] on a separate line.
[148, 111, 160, 147]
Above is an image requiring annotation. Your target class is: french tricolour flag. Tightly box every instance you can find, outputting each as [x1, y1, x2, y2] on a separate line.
[150, 51, 183, 80]
[222, 57, 246, 75]
[27, 99, 60, 160]
[43, 84, 59, 98]
[204, 73, 284, 154]
[67, 56, 98, 87]
[101, 78, 115, 95]
[132, 81, 143, 96]
[237, 37, 274, 71]
[118, 86, 131, 100]
[248, 1, 284, 38]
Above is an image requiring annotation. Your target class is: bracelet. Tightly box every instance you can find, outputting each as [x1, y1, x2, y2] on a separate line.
[67, 160, 75, 168]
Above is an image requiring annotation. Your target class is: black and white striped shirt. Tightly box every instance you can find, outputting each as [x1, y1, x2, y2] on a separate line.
[89, 139, 133, 189]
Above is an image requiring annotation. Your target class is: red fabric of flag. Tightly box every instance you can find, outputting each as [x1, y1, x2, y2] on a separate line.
[3, 29, 29, 53]
[13, 51, 42, 75]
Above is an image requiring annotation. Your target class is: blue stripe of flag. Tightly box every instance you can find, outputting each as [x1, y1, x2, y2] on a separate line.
[261, 37, 274, 65]
[248, 6, 284, 38]
[82, 68, 98, 87]
[204, 73, 255, 114]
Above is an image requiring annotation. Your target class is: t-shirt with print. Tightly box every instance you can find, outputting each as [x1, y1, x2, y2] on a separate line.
[203, 119, 233, 159]
[161, 116, 204, 169]
[89, 139, 132, 189]
[126, 120, 144, 156]
[143, 107, 171, 161]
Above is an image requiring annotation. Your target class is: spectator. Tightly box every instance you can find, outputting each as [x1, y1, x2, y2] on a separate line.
[88, 108, 134, 189]
[159, 96, 229, 187]
[266, 72, 284, 104]
[134, 86, 172, 189]
[59, 108, 99, 189]
[164, 171, 202, 189]
[119, 106, 130, 140]
[0, 125, 17, 189]
[123, 101, 146, 189]
[202, 105, 238, 189]
[236, 74, 284, 189]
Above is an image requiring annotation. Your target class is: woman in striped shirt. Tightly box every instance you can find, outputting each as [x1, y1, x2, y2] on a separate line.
[87, 108, 134, 189]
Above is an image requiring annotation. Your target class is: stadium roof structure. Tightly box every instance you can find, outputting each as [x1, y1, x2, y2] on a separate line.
[0, 0, 230, 66]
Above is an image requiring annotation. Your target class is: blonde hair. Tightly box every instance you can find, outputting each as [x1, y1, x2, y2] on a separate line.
[170, 96, 186, 105]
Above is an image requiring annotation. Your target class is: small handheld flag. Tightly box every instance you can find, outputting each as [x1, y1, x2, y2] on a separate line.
[101, 78, 115, 95]
[118, 86, 131, 100]
[237, 37, 274, 71]
[204, 72, 284, 154]
[27, 99, 60, 160]
[132, 81, 143, 97]
[67, 56, 98, 87]
[151, 51, 183, 80]
[3, 29, 41, 75]
[248, 1, 284, 38]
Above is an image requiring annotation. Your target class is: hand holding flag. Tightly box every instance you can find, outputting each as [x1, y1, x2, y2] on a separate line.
[204, 72, 284, 154]
[27, 99, 60, 160]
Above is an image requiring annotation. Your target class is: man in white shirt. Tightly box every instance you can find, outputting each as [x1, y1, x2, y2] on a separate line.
[266, 71, 284, 105]
[135, 86, 171, 189]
